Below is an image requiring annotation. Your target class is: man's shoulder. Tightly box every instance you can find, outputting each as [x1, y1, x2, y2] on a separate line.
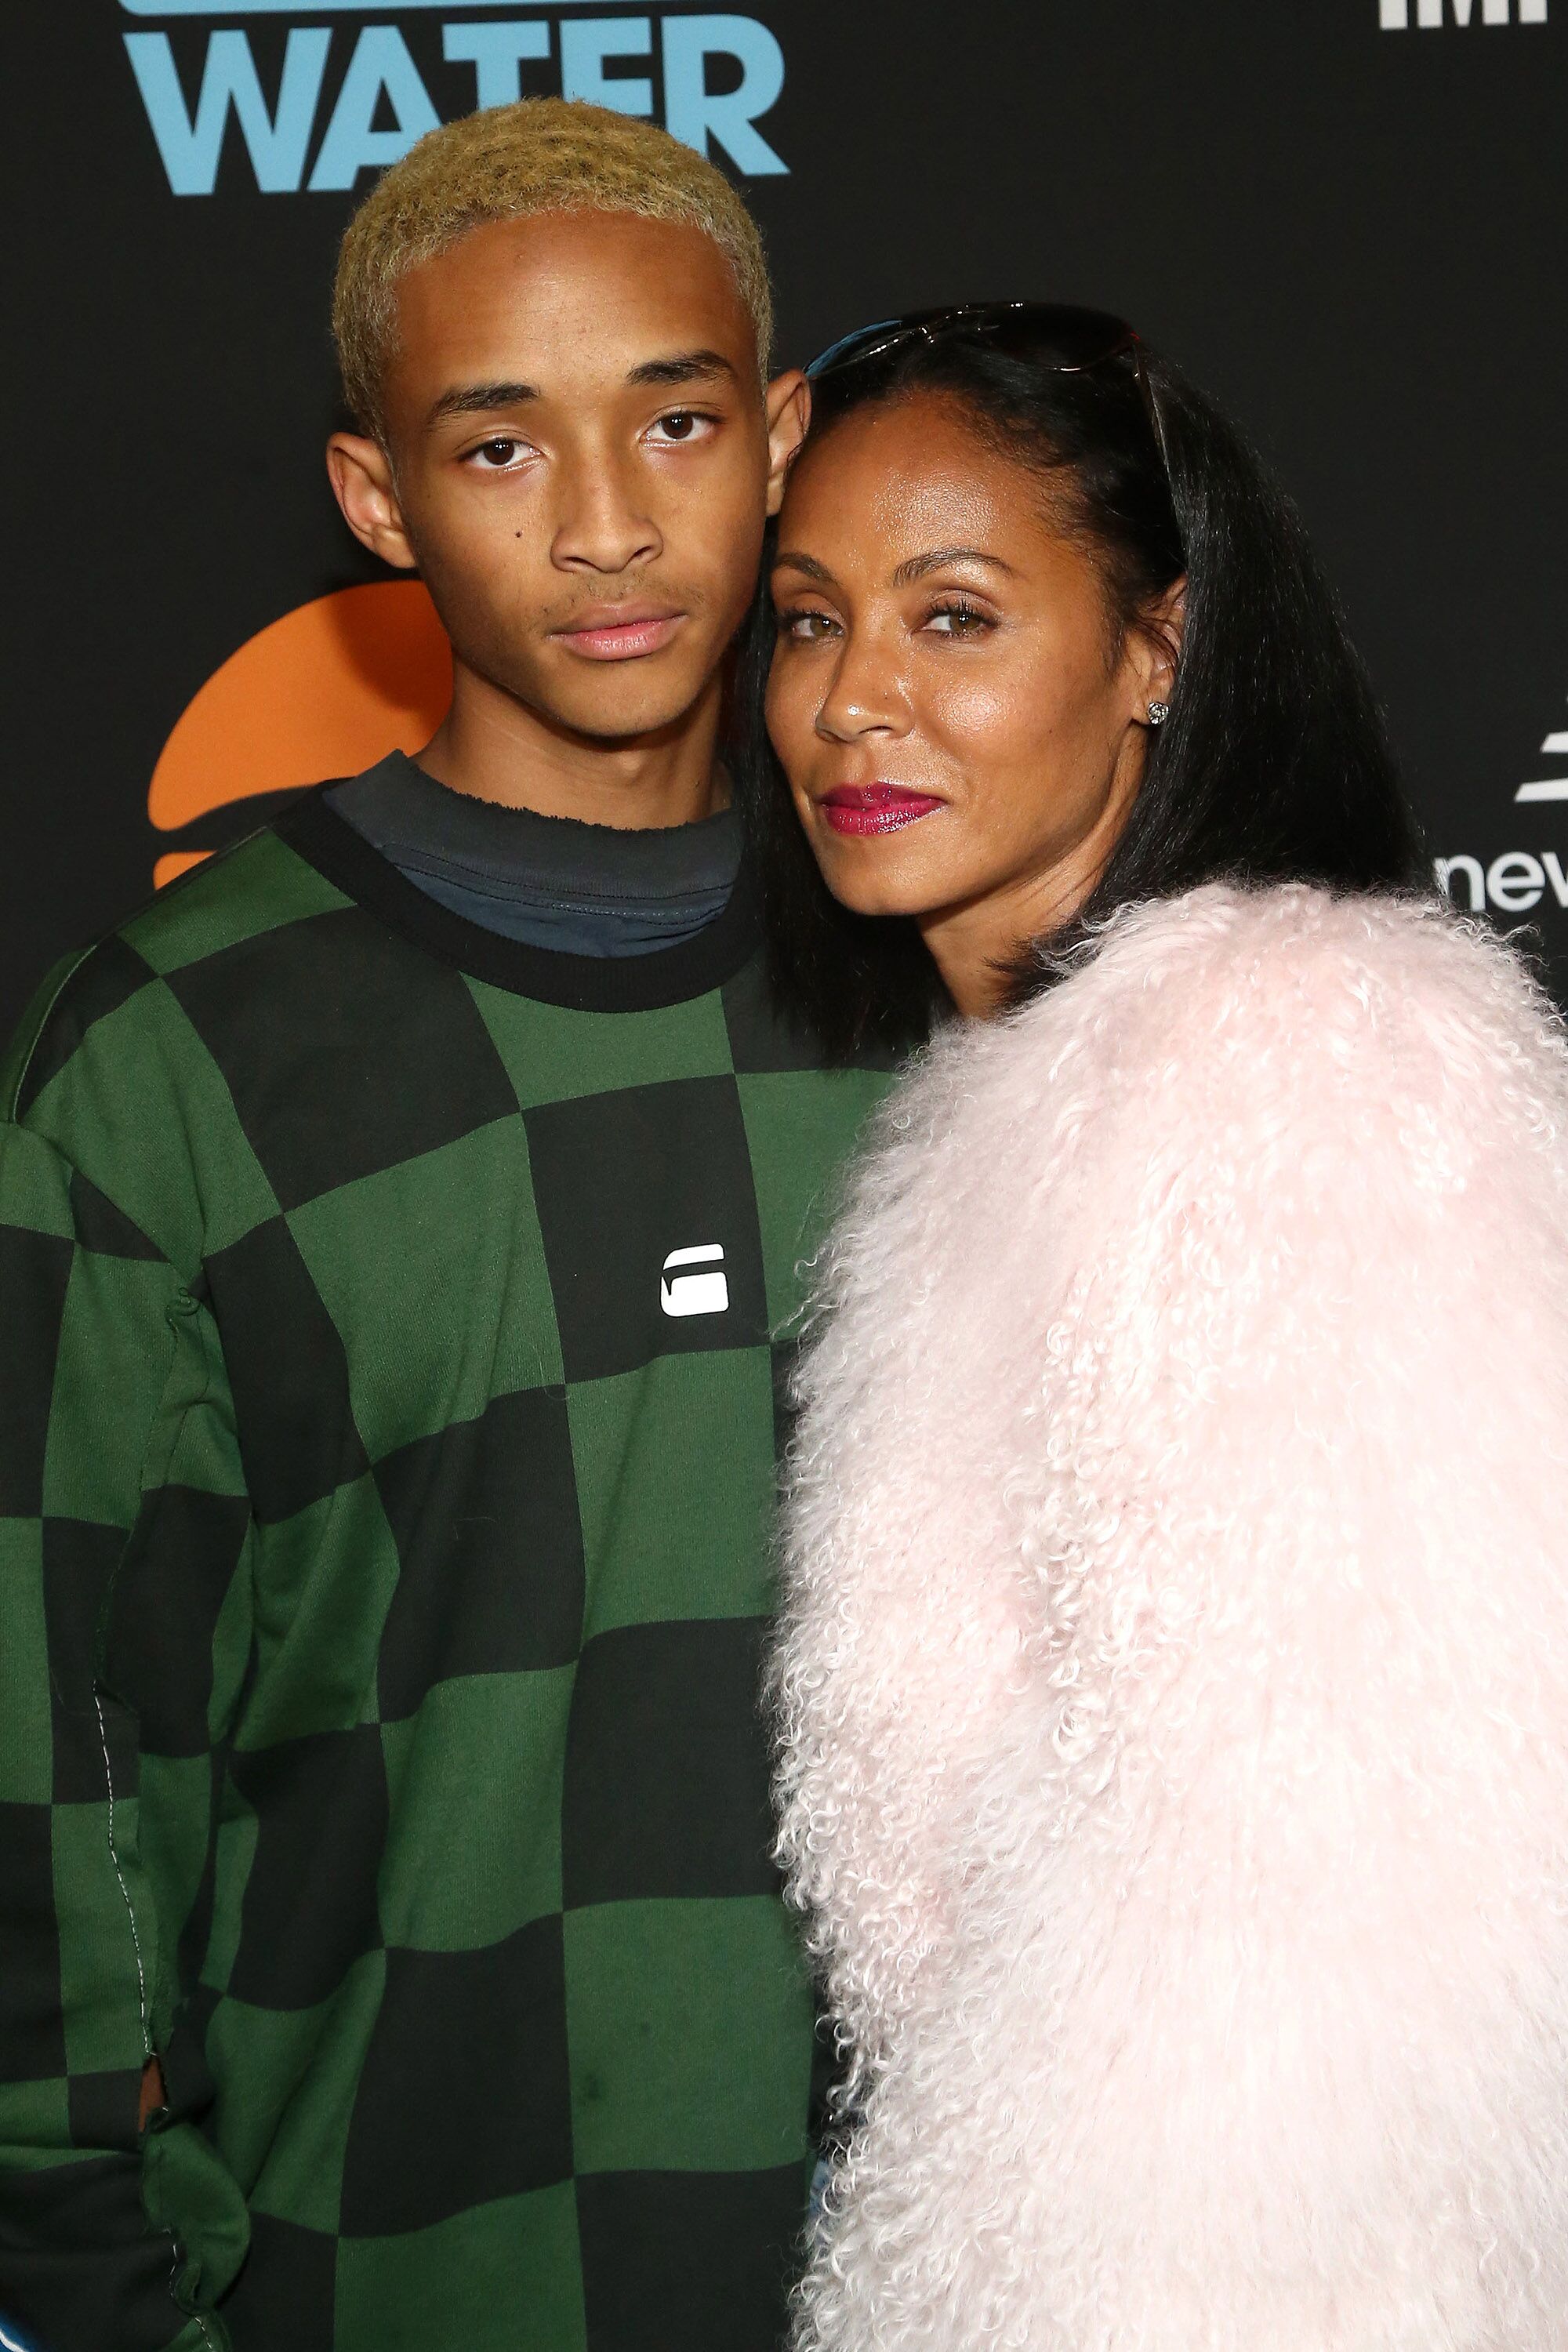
[717, 950, 906, 1087]
[4, 808, 350, 1124]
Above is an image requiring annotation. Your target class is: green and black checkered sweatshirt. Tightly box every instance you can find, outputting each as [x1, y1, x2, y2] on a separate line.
[0, 783, 895, 2352]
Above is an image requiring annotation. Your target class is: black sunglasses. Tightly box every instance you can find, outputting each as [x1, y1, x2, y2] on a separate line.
[805, 300, 1172, 481]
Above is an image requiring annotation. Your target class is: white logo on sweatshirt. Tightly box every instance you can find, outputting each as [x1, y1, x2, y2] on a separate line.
[661, 1246, 729, 1319]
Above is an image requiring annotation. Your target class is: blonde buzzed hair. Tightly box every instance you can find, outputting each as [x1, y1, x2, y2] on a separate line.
[333, 98, 773, 437]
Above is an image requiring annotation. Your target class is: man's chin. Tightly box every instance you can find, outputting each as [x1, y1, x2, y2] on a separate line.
[528, 679, 714, 748]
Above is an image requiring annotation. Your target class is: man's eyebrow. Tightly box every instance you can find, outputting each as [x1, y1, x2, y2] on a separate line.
[426, 380, 539, 426]
[625, 348, 741, 390]
[771, 551, 837, 586]
[425, 353, 739, 426]
[891, 546, 1017, 586]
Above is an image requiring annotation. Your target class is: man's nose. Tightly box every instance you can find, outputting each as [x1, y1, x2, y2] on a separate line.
[550, 448, 662, 576]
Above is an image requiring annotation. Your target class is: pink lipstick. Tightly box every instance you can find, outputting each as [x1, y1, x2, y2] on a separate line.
[821, 784, 945, 837]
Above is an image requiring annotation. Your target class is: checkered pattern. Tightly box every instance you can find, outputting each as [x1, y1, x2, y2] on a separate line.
[0, 797, 894, 2352]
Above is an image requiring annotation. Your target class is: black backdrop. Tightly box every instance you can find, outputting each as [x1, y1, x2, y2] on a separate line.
[6, 0, 1567, 1032]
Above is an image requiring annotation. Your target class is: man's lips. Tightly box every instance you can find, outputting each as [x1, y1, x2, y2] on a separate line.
[550, 607, 686, 661]
[819, 783, 946, 837]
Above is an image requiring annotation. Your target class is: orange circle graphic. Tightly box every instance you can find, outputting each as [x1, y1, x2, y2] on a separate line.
[149, 581, 452, 886]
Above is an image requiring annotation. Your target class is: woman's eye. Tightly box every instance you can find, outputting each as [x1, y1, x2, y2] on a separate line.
[777, 608, 839, 644]
[925, 600, 991, 637]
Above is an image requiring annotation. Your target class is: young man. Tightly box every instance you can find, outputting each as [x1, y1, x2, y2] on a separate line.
[0, 101, 892, 2352]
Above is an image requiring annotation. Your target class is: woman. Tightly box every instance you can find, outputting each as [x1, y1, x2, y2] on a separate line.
[753, 307, 1568, 2350]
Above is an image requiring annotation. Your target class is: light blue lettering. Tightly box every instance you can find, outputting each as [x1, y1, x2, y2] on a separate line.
[307, 27, 441, 193]
[442, 22, 552, 108]
[125, 1, 532, 11]
[559, 16, 654, 115]
[124, 27, 330, 195]
[662, 15, 786, 174]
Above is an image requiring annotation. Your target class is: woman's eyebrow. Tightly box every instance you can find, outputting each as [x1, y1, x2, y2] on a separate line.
[891, 546, 1016, 585]
[772, 551, 837, 585]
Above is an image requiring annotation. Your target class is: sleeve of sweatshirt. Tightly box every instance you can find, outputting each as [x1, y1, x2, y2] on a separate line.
[0, 989, 253, 2352]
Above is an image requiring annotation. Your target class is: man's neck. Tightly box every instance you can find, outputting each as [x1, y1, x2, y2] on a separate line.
[416, 661, 729, 830]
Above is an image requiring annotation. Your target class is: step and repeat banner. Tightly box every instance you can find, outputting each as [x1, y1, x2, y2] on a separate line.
[5, 1, 1566, 1028]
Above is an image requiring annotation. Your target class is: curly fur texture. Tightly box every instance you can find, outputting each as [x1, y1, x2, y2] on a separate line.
[772, 884, 1568, 2350]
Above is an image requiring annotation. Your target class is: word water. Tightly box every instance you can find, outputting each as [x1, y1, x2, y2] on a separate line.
[123, 13, 789, 194]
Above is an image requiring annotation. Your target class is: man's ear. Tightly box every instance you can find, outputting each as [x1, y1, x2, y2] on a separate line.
[326, 433, 418, 571]
[763, 369, 811, 517]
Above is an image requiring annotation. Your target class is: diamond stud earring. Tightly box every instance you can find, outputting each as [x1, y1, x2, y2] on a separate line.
[1147, 701, 1171, 726]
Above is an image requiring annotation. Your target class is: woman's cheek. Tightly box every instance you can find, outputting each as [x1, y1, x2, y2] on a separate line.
[763, 656, 804, 768]
[766, 659, 799, 767]
[921, 663, 1030, 779]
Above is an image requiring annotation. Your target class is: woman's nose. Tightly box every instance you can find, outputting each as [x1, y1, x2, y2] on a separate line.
[815, 630, 910, 743]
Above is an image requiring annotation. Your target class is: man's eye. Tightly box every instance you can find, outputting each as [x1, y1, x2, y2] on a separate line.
[470, 437, 524, 468]
[648, 410, 713, 444]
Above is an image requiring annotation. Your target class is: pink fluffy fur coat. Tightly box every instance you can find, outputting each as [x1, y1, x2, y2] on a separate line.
[771, 883, 1568, 2350]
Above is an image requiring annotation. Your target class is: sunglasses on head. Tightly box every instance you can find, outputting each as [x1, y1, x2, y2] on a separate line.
[804, 300, 1172, 481]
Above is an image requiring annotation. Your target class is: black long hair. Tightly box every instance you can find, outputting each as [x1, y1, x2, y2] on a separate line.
[734, 325, 1428, 1060]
